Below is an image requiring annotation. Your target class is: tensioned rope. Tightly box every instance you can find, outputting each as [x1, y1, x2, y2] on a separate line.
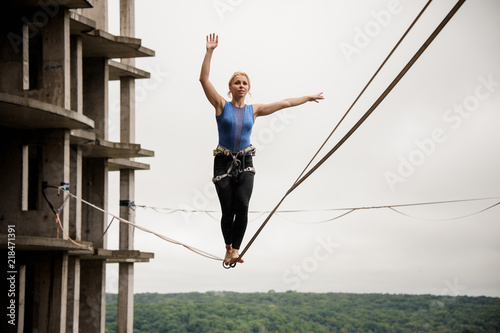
[43, 186, 224, 261]
[43, 184, 499, 261]
[233, 0, 467, 267]
[65, 190, 224, 261]
[137, 197, 500, 223]
[279, 198, 500, 223]
[389, 201, 500, 222]
[44, 184, 498, 261]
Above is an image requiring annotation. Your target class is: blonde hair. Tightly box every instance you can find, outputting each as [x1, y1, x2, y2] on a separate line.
[227, 72, 251, 97]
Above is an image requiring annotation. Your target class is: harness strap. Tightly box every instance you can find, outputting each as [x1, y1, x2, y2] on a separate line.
[213, 144, 256, 157]
[212, 145, 256, 183]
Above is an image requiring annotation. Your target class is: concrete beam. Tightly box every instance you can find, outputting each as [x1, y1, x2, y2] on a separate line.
[108, 158, 150, 171]
[13, 0, 93, 9]
[70, 11, 96, 34]
[82, 139, 154, 159]
[82, 30, 155, 58]
[0, 92, 94, 130]
[70, 129, 96, 145]
[108, 60, 150, 80]
[0, 235, 93, 252]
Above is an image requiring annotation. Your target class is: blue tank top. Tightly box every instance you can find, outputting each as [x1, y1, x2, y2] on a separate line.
[216, 101, 254, 152]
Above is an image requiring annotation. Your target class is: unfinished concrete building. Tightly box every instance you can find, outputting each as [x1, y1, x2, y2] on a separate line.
[1, 0, 155, 332]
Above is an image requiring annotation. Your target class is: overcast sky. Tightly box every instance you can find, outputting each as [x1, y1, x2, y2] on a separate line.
[103, 0, 500, 297]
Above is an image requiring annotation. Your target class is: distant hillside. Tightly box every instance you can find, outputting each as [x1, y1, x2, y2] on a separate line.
[106, 291, 500, 333]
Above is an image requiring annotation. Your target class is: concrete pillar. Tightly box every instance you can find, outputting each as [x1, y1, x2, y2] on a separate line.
[43, 129, 71, 239]
[120, 76, 136, 144]
[67, 257, 80, 333]
[83, 58, 109, 140]
[80, 260, 106, 333]
[0, 21, 23, 94]
[70, 36, 83, 113]
[70, 145, 82, 241]
[81, 158, 108, 249]
[18, 265, 26, 333]
[32, 10, 71, 109]
[117, 263, 134, 333]
[118, 2, 136, 332]
[79, 7, 109, 332]
[119, 169, 135, 249]
[118, 168, 135, 333]
[119, 77, 136, 250]
[32, 252, 68, 333]
[120, 0, 135, 39]
[80, 0, 108, 31]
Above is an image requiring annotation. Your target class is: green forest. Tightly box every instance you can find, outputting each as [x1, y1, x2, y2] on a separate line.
[106, 291, 500, 333]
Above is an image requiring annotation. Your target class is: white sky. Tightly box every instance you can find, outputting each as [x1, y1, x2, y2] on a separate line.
[104, 0, 500, 297]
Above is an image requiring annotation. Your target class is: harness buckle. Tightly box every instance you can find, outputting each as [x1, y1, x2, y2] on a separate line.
[212, 145, 256, 183]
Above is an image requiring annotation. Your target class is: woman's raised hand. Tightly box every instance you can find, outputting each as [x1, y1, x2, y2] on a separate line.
[206, 33, 218, 51]
[309, 92, 325, 103]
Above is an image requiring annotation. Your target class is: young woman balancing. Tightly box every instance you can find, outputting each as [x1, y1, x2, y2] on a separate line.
[200, 33, 324, 267]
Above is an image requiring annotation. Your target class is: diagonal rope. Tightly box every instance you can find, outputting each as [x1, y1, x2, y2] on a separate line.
[61, 190, 223, 261]
[292, 0, 433, 186]
[235, 0, 467, 266]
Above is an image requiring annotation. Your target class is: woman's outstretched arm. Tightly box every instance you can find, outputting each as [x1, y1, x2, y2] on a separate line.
[200, 34, 225, 115]
[253, 92, 324, 119]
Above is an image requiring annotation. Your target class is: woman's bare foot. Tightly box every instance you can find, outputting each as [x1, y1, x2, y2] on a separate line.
[224, 245, 232, 265]
[231, 248, 244, 264]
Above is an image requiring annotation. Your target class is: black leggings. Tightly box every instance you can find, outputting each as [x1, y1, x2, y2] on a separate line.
[213, 154, 255, 250]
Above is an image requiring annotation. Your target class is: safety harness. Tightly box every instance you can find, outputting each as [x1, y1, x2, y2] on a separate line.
[212, 145, 256, 183]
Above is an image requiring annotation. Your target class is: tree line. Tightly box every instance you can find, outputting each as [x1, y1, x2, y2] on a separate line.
[106, 291, 500, 333]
